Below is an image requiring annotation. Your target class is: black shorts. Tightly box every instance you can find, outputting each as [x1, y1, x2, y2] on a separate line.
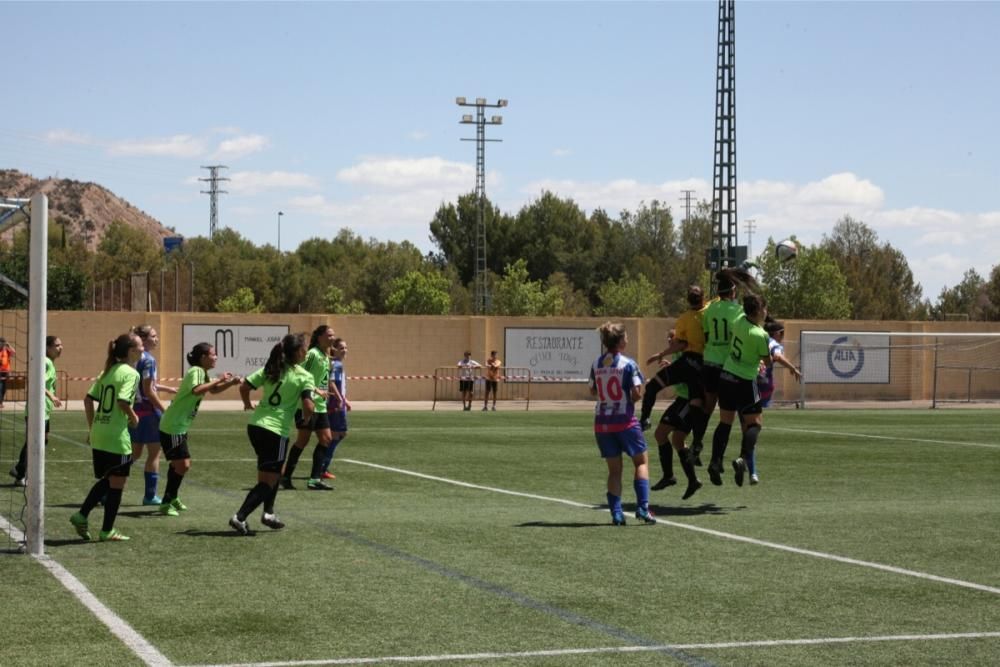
[484, 379, 498, 393]
[718, 371, 763, 416]
[247, 424, 288, 473]
[159, 431, 191, 461]
[659, 397, 693, 433]
[650, 352, 704, 401]
[92, 449, 132, 479]
[702, 363, 724, 395]
[22, 416, 50, 434]
[295, 410, 331, 431]
[459, 380, 474, 393]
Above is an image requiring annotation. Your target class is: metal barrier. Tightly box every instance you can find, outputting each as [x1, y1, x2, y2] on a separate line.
[0, 370, 70, 410]
[432, 366, 531, 410]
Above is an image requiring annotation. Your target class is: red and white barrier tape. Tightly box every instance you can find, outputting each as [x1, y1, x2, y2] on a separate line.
[66, 374, 584, 383]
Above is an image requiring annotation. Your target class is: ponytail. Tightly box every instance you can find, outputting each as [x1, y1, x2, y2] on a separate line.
[104, 333, 138, 375]
[264, 333, 306, 383]
[186, 342, 213, 368]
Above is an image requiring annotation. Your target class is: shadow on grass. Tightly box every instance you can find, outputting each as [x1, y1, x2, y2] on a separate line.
[516, 521, 609, 528]
[178, 528, 260, 538]
[45, 538, 97, 548]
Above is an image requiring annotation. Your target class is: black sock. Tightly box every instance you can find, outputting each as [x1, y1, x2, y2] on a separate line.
[657, 444, 674, 478]
[640, 382, 660, 421]
[309, 444, 327, 479]
[284, 446, 304, 478]
[15, 443, 28, 478]
[80, 478, 110, 516]
[740, 424, 761, 460]
[101, 487, 123, 533]
[263, 483, 278, 514]
[236, 482, 271, 521]
[678, 447, 698, 482]
[711, 422, 733, 464]
[163, 467, 184, 504]
[690, 406, 707, 446]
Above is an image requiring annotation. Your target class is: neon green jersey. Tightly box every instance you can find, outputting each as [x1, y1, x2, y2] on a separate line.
[245, 364, 316, 437]
[86, 363, 140, 455]
[703, 299, 744, 366]
[24, 357, 57, 420]
[159, 366, 208, 435]
[301, 347, 330, 413]
[722, 315, 771, 381]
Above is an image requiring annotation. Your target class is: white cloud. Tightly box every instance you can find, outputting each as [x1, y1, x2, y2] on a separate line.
[337, 156, 472, 189]
[523, 177, 708, 213]
[408, 130, 429, 141]
[44, 129, 93, 145]
[228, 171, 320, 195]
[796, 172, 884, 207]
[212, 134, 269, 160]
[108, 134, 206, 158]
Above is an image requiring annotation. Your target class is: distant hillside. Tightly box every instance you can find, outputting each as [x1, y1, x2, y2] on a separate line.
[0, 169, 177, 251]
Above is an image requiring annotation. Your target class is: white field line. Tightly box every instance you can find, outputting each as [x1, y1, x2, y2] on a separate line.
[184, 631, 1000, 667]
[768, 426, 1000, 451]
[0, 515, 173, 667]
[342, 459, 1000, 597]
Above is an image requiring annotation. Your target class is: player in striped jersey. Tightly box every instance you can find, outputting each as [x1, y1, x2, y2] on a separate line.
[589, 322, 655, 526]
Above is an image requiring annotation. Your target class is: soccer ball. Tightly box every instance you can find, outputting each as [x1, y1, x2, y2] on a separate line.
[775, 239, 798, 263]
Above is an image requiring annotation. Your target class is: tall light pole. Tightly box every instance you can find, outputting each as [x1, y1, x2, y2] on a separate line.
[277, 211, 283, 252]
[457, 96, 507, 315]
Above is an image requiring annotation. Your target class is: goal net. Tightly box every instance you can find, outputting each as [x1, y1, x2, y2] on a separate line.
[797, 330, 1000, 408]
[0, 194, 47, 555]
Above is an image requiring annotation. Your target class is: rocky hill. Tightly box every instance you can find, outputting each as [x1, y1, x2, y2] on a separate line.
[0, 169, 176, 250]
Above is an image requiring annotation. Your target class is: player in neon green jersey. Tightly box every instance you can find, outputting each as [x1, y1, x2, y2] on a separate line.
[230, 333, 315, 535]
[156, 343, 240, 516]
[697, 267, 758, 465]
[70, 333, 143, 542]
[10, 336, 63, 485]
[281, 325, 336, 491]
[708, 294, 773, 488]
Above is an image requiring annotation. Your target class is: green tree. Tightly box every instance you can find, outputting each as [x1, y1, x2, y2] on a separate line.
[93, 220, 163, 281]
[507, 191, 602, 292]
[385, 270, 452, 315]
[981, 265, 1000, 321]
[619, 201, 682, 314]
[757, 238, 852, 320]
[216, 287, 263, 313]
[322, 286, 365, 314]
[545, 272, 592, 316]
[821, 217, 924, 320]
[594, 274, 660, 317]
[931, 269, 987, 321]
[491, 259, 563, 316]
[428, 193, 506, 286]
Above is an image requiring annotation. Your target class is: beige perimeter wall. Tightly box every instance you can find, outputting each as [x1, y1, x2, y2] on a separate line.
[2, 311, 999, 404]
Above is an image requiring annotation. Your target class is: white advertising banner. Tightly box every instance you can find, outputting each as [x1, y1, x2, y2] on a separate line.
[503, 327, 601, 382]
[182, 324, 290, 378]
[802, 332, 890, 384]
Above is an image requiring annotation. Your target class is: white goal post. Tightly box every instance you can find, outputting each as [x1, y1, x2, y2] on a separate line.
[797, 330, 1000, 408]
[0, 194, 47, 555]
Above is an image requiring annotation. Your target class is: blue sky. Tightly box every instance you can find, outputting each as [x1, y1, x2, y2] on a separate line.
[4, 1, 999, 301]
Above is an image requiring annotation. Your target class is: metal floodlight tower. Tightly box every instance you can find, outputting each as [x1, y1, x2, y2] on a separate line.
[457, 96, 507, 314]
[708, 0, 746, 274]
[200, 165, 229, 240]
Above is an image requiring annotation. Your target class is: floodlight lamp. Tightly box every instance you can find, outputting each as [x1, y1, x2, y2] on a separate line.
[456, 97, 466, 105]
[498, 99, 508, 107]
[462, 114, 474, 122]
[491, 116, 503, 124]
[476, 97, 487, 105]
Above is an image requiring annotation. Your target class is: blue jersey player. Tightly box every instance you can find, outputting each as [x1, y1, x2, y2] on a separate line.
[589, 322, 656, 526]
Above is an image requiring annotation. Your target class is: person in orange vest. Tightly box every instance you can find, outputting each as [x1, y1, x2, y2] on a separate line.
[0, 337, 15, 408]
